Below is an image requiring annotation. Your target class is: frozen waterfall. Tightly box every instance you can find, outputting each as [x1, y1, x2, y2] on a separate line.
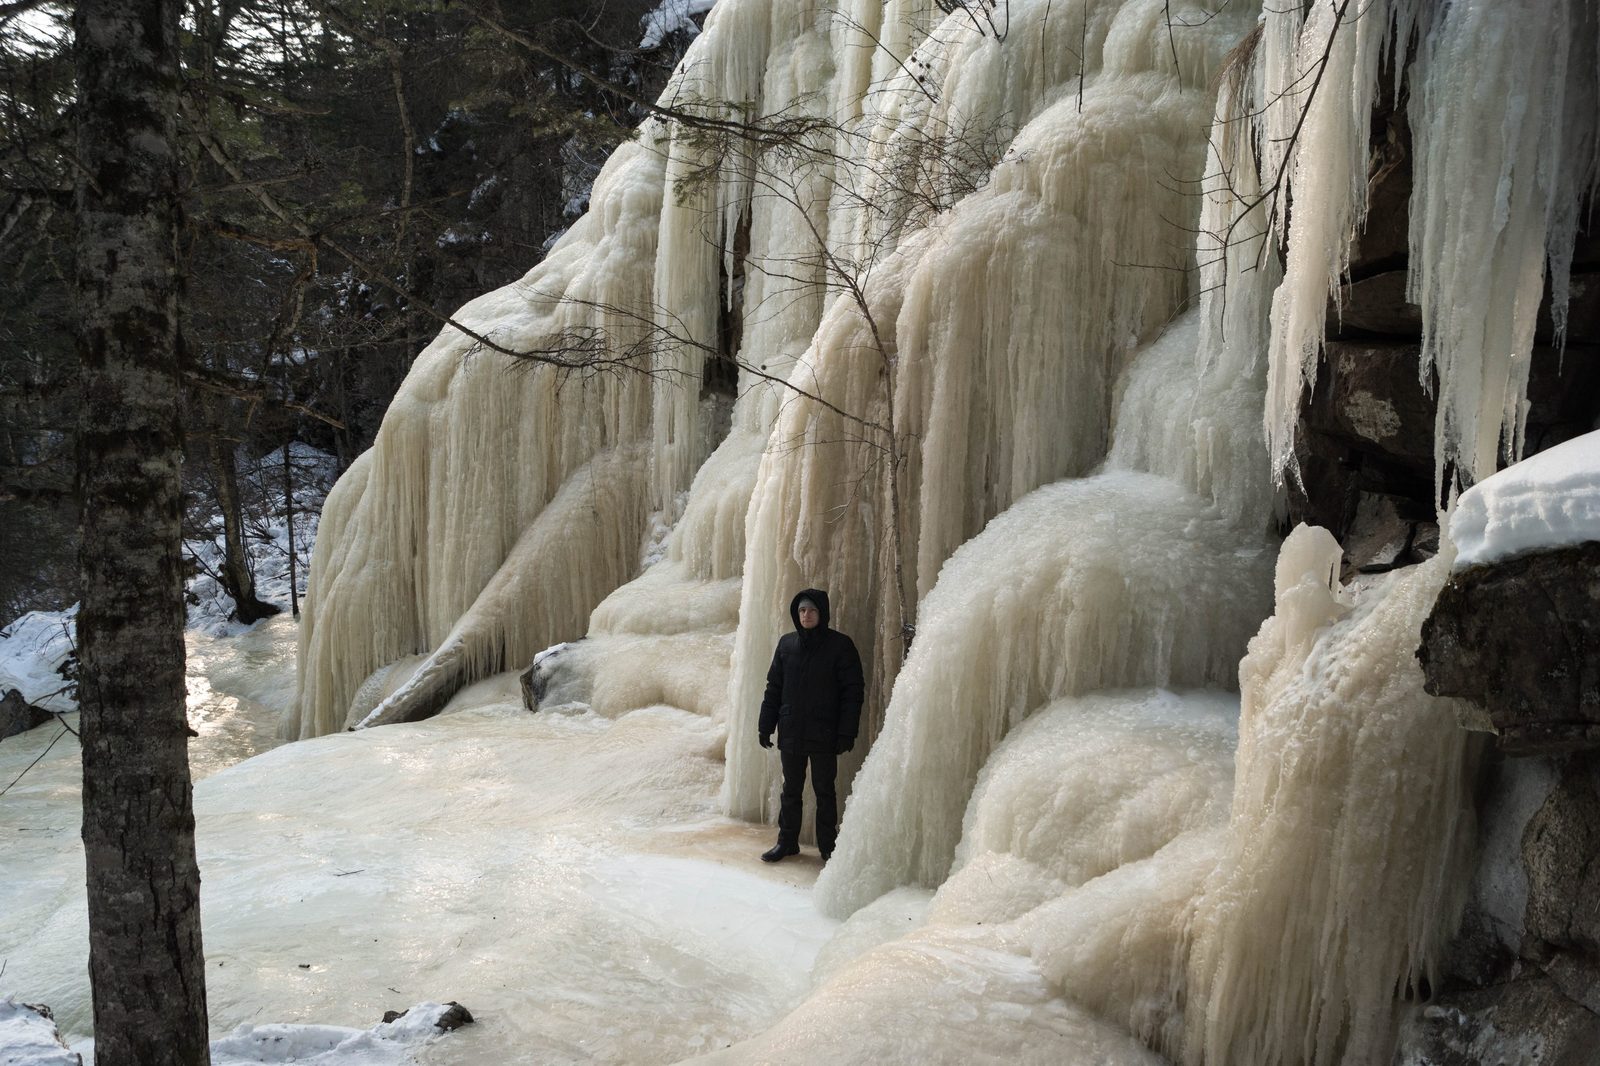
[288, 0, 1600, 1062]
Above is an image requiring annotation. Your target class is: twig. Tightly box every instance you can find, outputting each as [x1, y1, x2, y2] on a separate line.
[0, 726, 68, 798]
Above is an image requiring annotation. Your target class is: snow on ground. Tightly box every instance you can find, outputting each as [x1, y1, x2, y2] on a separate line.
[639, 0, 715, 48]
[5, 999, 465, 1066]
[185, 443, 337, 636]
[1, 619, 838, 1066]
[0, 607, 76, 714]
[1451, 429, 1600, 568]
[204, 1003, 465, 1066]
[0, 997, 78, 1066]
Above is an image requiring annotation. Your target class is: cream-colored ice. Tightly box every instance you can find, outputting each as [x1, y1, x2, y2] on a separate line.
[266, 0, 1600, 1060]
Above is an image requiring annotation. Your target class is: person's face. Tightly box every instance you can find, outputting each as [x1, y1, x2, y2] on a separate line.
[798, 604, 820, 629]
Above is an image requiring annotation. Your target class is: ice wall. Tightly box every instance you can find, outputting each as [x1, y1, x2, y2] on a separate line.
[290, 0, 844, 737]
[815, 35, 1281, 915]
[815, 472, 1274, 914]
[721, 0, 1261, 827]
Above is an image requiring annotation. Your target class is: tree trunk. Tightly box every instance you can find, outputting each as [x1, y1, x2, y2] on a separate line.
[283, 440, 299, 618]
[73, 1, 211, 1063]
[202, 397, 279, 624]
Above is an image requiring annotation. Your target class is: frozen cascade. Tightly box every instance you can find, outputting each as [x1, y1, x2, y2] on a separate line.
[1262, 0, 1600, 498]
[290, 133, 666, 737]
[1406, 0, 1600, 495]
[727, 528, 1478, 1065]
[721, 0, 1260, 827]
[268, 0, 1577, 1057]
[290, 0, 846, 737]
[530, 426, 767, 720]
[1179, 528, 1480, 1066]
[814, 472, 1275, 915]
[816, 47, 1281, 916]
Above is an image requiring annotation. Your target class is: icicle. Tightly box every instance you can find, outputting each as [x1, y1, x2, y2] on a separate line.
[1262, 0, 1405, 487]
[1406, 0, 1600, 497]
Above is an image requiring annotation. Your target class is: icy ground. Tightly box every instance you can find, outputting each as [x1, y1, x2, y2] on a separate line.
[0, 617, 837, 1065]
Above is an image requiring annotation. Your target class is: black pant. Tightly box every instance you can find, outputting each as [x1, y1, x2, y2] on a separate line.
[778, 749, 838, 854]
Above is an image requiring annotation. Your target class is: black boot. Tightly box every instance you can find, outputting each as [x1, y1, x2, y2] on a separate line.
[761, 841, 799, 863]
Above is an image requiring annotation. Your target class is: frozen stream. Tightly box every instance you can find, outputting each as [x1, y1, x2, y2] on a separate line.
[0, 617, 837, 1063]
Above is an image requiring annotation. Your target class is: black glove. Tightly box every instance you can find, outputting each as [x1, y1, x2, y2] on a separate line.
[836, 736, 854, 755]
[759, 732, 773, 749]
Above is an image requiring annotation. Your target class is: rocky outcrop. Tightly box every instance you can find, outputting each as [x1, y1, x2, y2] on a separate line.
[1395, 755, 1600, 1066]
[1396, 975, 1600, 1066]
[1419, 543, 1600, 755]
[0, 687, 52, 740]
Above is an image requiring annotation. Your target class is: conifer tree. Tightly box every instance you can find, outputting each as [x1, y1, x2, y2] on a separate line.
[73, 0, 211, 1061]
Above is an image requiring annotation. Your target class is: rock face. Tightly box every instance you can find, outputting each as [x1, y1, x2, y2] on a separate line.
[1395, 756, 1600, 1066]
[1419, 543, 1600, 755]
[0, 688, 52, 740]
[1396, 976, 1600, 1066]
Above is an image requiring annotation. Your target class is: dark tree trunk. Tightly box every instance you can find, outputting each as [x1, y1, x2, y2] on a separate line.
[201, 397, 279, 624]
[73, 1, 211, 1063]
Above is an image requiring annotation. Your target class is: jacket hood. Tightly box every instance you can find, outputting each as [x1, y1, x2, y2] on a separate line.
[789, 588, 831, 632]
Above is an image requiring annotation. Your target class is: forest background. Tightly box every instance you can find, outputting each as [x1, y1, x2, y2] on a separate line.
[0, 0, 699, 623]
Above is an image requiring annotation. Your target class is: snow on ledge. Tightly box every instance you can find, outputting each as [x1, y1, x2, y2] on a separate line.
[1451, 429, 1600, 569]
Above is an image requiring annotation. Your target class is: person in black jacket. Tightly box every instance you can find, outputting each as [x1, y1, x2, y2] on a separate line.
[758, 588, 865, 863]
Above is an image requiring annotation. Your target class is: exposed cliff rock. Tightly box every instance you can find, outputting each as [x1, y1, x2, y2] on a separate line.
[0, 688, 52, 740]
[1419, 543, 1600, 754]
[1395, 755, 1600, 1066]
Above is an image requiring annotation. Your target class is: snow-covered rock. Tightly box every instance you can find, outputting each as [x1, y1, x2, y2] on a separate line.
[1451, 429, 1600, 569]
[0, 997, 79, 1066]
[0, 607, 76, 715]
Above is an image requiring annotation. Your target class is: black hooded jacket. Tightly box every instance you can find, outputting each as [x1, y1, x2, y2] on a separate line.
[759, 588, 866, 753]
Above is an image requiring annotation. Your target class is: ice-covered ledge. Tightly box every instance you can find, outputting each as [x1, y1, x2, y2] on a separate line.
[1419, 430, 1600, 754]
[1449, 430, 1600, 570]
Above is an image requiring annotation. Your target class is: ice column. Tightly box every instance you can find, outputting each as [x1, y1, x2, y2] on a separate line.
[1181, 526, 1480, 1066]
[1262, 0, 1409, 486]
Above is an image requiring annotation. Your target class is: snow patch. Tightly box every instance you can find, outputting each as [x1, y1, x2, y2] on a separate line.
[1450, 429, 1600, 568]
[0, 606, 77, 713]
[639, 0, 714, 49]
[0, 997, 79, 1066]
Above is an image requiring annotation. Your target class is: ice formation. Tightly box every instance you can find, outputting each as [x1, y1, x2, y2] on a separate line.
[814, 474, 1274, 914]
[1261, 0, 1600, 498]
[721, 0, 1261, 829]
[1180, 528, 1479, 1066]
[283, 0, 1599, 1060]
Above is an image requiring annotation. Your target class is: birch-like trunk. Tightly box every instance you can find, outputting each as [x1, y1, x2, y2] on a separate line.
[74, 1, 211, 1062]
